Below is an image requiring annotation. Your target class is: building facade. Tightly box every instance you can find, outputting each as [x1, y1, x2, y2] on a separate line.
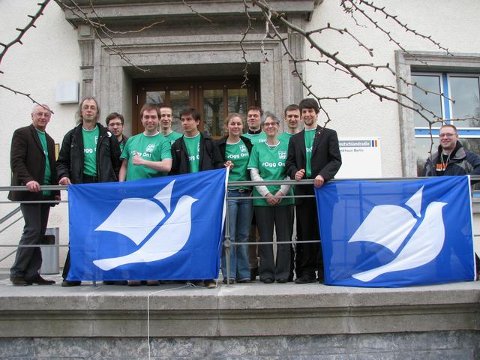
[1, 0, 480, 263]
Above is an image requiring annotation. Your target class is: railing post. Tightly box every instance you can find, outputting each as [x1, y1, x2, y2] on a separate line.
[224, 199, 232, 285]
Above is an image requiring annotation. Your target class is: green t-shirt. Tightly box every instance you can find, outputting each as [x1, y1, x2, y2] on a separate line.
[226, 139, 250, 189]
[183, 133, 201, 173]
[278, 132, 295, 145]
[36, 129, 51, 196]
[162, 131, 183, 146]
[121, 133, 171, 181]
[304, 128, 316, 178]
[243, 131, 267, 146]
[247, 141, 293, 207]
[82, 126, 99, 177]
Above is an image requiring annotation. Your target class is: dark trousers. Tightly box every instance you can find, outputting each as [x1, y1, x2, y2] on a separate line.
[255, 205, 293, 281]
[10, 203, 50, 280]
[295, 197, 323, 279]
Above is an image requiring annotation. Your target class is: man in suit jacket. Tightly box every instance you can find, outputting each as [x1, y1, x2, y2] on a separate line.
[286, 98, 342, 284]
[9, 104, 60, 286]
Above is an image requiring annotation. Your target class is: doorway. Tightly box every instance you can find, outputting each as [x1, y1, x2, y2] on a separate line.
[133, 78, 260, 138]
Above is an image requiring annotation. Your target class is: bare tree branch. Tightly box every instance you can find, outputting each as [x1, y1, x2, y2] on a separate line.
[251, 0, 453, 130]
[54, 0, 163, 73]
[344, 0, 452, 56]
[0, 0, 51, 104]
[0, 84, 53, 110]
[182, 0, 214, 24]
[0, 0, 51, 72]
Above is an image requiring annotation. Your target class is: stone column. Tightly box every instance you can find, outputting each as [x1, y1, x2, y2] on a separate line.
[77, 24, 95, 98]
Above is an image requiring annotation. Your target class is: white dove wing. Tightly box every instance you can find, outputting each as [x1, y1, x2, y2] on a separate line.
[93, 195, 197, 271]
[352, 201, 446, 282]
[348, 205, 417, 253]
[95, 198, 165, 246]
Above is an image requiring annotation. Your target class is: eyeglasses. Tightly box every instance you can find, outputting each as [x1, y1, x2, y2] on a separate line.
[34, 112, 51, 117]
[263, 122, 278, 127]
[439, 133, 456, 138]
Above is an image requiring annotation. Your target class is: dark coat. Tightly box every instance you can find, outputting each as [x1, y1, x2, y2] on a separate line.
[169, 132, 223, 175]
[286, 125, 342, 199]
[216, 135, 254, 161]
[423, 141, 480, 176]
[8, 124, 60, 202]
[56, 123, 120, 184]
[216, 135, 254, 181]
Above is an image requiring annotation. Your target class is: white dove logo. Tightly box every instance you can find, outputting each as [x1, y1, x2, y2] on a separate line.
[348, 186, 446, 282]
[93, 180, 197, 271]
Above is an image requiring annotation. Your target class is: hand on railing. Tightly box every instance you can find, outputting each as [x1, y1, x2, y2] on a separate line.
[314, 175, 325, 188]
[25, 180, 41, 192]
[58, 177, 71, 186]
[294, 169, 305, 181]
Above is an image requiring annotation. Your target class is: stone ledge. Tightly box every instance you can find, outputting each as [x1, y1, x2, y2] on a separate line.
[0, 278, 478, 338]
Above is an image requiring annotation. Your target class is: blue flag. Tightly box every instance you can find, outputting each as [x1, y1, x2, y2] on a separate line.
[67, 168, 227, 281]
[316, 176, 476, 287]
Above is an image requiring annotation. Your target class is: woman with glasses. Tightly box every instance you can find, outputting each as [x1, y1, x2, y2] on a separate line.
[247, 112, 294, 283]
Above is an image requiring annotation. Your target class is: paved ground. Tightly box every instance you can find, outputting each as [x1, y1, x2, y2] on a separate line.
[0, 270, 479, 299]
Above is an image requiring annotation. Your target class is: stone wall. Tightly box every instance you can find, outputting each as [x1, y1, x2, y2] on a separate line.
[0, 331, 478, 359]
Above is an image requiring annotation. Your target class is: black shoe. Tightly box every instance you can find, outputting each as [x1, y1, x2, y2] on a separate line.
[294, 274, 316, 284]
[261, 278, 274, 284]
[237, 278, 250, 283]
[61, 280, 81, 287]
[276, 278, 288, 283]
[10, 276, 31, 286]
[222, 278, 235, 284]
[250, 267, 259, 281]
[28, 275, 55, 285]
[103, 280, 128, 285]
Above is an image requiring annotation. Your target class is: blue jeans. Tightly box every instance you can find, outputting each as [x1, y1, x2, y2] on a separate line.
[222, 189, 253, 280]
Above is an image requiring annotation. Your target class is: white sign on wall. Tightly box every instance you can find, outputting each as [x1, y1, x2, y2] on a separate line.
[336, 138, 382, 179]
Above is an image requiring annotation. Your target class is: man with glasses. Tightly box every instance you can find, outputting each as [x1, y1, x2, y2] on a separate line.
[106, 112, 128, 153]
[424, 124, 480, 176]
[9, 104, 60, 286]
[424, 123, 480, 278]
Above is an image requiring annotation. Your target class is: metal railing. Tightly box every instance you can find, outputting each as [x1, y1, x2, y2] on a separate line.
[1, 176, 479, 284]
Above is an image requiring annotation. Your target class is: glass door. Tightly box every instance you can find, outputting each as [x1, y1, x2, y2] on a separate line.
[133, 78, 258, 138]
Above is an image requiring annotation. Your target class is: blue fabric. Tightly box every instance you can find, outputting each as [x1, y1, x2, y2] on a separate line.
[67, 168, 227, 281]
[315, 176, 475, 287]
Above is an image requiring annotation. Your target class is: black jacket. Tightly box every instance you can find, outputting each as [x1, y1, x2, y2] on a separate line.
[8, 124, 60, 202]
[423, 141, 480, 176]
[56, 123, 120, 184]
[216, 135, 253, 181]
[169, 132, 223, 175]
[286, 125, 342, 198]
[216, 135, 253, 161]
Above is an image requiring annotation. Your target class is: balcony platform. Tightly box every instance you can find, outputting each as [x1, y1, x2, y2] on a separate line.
[0, 274, 479, 359]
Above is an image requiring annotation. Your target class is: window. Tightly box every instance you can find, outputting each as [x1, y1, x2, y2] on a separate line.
[413, 72, 480, 175]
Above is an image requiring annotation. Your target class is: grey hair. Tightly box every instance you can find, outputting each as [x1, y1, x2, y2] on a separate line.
[262, 111, 280, 125]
